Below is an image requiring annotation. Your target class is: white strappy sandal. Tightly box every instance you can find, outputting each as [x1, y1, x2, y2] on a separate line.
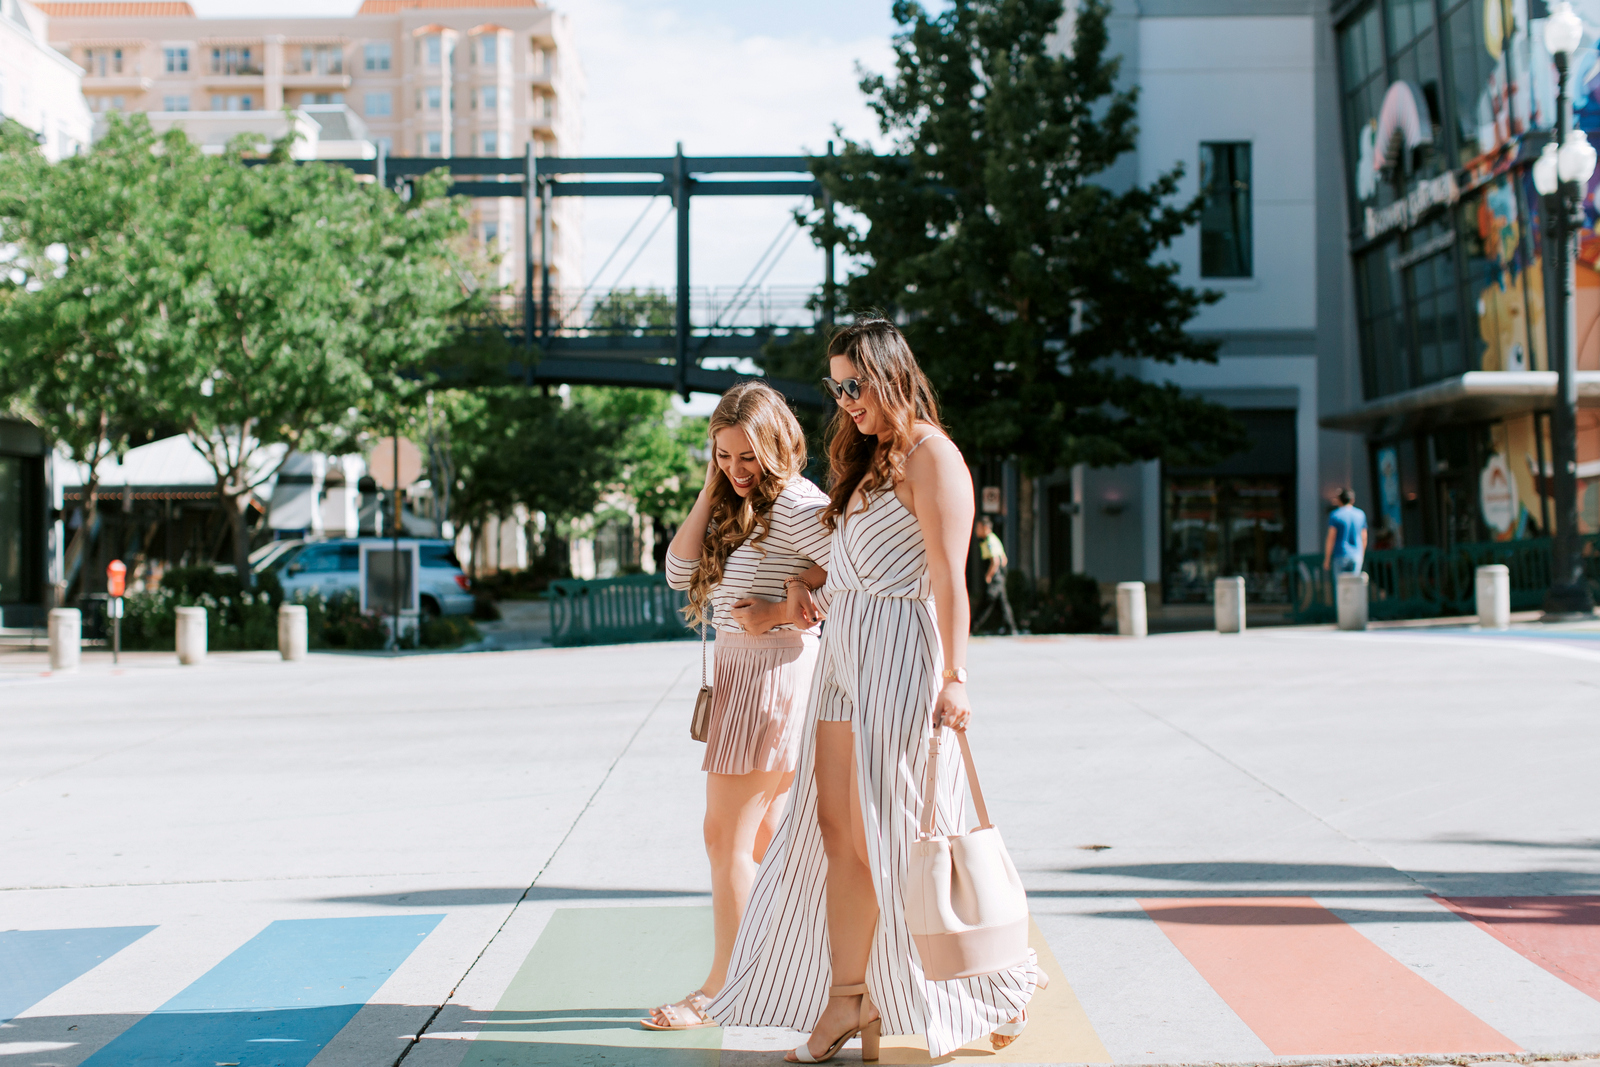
[787, 983, 880, 1063]
[991, 967, 1050, 1050]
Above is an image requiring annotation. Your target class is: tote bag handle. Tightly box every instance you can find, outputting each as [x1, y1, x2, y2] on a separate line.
[918, 725, 992, 838]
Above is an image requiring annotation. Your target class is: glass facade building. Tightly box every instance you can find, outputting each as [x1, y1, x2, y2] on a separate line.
[1332, 0, 1600, 548]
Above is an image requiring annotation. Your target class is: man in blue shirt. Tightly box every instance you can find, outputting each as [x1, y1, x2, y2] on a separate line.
[1323, 489, 1368, 574]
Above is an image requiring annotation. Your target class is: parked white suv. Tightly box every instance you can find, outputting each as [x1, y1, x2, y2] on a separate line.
[260, 538, 474, 616]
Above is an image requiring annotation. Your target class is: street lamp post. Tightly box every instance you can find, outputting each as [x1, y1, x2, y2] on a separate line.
[1535, 2, 1599, 619]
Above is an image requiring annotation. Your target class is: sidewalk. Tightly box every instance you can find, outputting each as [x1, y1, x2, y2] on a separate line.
[2, 627, 1597, 1065]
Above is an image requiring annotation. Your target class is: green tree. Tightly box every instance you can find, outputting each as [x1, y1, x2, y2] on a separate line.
[804, 0, 1245, 472]
[575, 387, 707, 526]
[0, 118, 183, 592]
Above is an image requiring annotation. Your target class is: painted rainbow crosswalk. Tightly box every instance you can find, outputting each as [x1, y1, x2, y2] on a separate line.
[2, 898, 1598, 1064]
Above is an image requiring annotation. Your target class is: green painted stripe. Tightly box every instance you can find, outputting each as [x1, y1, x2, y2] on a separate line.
[462, 906, 720, 1067]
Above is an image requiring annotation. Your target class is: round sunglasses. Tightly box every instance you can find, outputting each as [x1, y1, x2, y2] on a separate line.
[822, 376, 865, 401]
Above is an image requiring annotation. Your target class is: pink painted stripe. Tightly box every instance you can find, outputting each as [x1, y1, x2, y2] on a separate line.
[1435, 896, 1600, 1002]
[1141, 897, 1520, 1056]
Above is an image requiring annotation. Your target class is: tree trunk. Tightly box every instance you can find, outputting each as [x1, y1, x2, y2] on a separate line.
[64, 474, 101, 602]
[223, 486, 252, 586]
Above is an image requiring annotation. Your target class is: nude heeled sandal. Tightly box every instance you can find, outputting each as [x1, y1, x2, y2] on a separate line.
[788, 983, 881, 1063]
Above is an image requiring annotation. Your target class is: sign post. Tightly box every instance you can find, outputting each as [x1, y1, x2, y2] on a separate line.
[106, 560, 126, 664]
[368, 435, 423, 648]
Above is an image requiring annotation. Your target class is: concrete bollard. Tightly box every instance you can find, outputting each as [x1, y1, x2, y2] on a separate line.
[175, 606, 207, 665]
[1336, 572, 1369, 631]
[1214, 576, 1246, 634]
[1476, 564, 1511, 630]
[1116, 581, 1148, 638]
[48, 608, 81, 672]
[278, 603, 308, 661]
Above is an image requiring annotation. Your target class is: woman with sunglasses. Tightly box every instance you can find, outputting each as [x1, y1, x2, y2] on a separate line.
[642, 381, 831, 1033]
[707, 317, 1041, 1062]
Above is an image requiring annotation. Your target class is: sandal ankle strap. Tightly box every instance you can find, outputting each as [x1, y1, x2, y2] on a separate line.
[829, 983, 867, 996]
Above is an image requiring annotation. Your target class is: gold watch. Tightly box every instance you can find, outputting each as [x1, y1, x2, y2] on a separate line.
[942, 667, 968, 684]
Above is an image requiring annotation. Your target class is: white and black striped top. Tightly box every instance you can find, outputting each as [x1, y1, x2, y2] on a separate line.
[665, 478, 832, 635]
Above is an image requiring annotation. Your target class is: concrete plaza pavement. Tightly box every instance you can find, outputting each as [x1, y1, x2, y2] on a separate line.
[2, 624, 1599, 1066]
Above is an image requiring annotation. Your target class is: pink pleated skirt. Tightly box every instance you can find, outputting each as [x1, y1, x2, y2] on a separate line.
[703, 629, 820, 775]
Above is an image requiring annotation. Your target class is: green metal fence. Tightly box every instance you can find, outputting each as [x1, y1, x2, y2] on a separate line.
[548, 574, 694, 647]
[1284, 536, 1600, 623]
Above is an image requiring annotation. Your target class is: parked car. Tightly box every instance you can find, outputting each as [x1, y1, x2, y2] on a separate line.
[258, 537, 473, 617]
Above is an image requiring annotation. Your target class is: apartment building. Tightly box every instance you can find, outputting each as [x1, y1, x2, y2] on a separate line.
[0, 0, 91, 160]
[38, 0, 581, 290]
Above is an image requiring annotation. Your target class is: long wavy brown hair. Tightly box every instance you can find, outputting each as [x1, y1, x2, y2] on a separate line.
[684, 381, 808, 626]
[821, 315, 944, 531]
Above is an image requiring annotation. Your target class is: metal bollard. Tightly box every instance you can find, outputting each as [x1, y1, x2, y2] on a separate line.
[1476, 564, 1511, 630]
[1214, 576, 1246, 633]
[175, 606, 207, 665]
[48, 608, 81, 672]
[1116, 581, 1147, 637]
[1336, 572, 1369, 631]
[278, 604, 308, 661]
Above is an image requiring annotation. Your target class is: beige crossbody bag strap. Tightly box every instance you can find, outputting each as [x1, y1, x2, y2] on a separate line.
[919, 727, 992, 838]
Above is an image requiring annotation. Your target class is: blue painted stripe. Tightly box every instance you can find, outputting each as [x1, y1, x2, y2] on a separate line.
[0, 926, 155, 1023]
[81, 915, 443, 1067]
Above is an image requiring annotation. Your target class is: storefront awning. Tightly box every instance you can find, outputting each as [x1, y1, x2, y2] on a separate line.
[1320, 371, 1600, 436]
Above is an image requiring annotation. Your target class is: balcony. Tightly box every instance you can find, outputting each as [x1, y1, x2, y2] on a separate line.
[282, 73, 353, 89]
[82, 74, 153, 92]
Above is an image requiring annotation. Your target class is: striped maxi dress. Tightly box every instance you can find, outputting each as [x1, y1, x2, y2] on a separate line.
[708, 445, 1038, 1057]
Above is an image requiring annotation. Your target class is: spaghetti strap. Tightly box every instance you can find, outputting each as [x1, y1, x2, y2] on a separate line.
[906, 433, 944, 457]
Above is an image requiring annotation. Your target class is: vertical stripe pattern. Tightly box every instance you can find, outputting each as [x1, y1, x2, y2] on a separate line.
[709, 473, 1037, 1058]
[702, 630, 820, 774]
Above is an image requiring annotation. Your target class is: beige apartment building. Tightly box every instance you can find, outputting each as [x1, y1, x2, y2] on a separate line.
[38, 0, 581, 291]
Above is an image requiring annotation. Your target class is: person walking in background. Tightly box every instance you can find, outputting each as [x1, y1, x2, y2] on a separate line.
[643, 382, 831, 1031]
[971, 516, 1018, 635]
[709, 317, 1041, 1062]
[1323, 488, 1368, 574]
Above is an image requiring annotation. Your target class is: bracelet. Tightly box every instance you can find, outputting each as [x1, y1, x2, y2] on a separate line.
[783, 577, 815, 593]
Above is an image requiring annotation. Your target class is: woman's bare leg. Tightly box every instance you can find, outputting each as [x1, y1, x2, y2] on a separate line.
[753, 768, 795, 863]
[700, 767, 790, 998]
[792, 721, 878, 1061]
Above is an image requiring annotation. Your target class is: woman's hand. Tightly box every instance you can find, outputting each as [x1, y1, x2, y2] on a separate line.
[729, 597, 781, 635]
[934, 681, 973, 732]
[786, 581, 825, 628]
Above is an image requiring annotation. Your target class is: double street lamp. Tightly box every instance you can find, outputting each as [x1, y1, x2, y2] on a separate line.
[1533, 1, 1599, 618]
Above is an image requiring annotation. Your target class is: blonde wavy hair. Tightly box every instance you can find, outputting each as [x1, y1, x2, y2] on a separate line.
[821, 315, 943, 531]
[684, 381, 808, 626]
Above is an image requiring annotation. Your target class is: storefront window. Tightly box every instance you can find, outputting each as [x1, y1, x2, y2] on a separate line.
[0, 456, 21, 605]
[1200, 143, 1252, 277]
[1457, 173, 1547, 373]
[1162, 411, 1297, 604]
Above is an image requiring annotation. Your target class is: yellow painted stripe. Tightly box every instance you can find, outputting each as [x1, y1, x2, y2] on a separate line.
[878, 917, 1112, 1064]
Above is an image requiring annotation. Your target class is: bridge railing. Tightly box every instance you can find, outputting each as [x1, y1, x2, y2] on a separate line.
[1283, 535, 1600, 623]
[548, 574, 695, 647]
[545, 286, 821, 336]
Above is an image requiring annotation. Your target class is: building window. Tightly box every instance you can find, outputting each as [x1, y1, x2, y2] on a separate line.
[210, 47, 256, 76]
[364, 91, 392, 117]
[375, 136, 393, 157]
[425, 86, 441, 110]
[422, 131, 442, 156]
[484, 221, 499, 248]
[210, 94, 254, 111]
[297, 46, 343, 76]
[84, 48, 124, 76]
[481, 85, 497, 112]
[364, 42, 391, 71]
[482, 130, 498, 155]
[1199, 142, 1252, 278]
[164, 47, 189, 73]
[533, 46, 552, 75]
[422, 35, 442, 67]
[481, 36, 498, 67]
[163, 95, 189, 111]
[90, 95, 125, 112]
[306, 92, 343, 105]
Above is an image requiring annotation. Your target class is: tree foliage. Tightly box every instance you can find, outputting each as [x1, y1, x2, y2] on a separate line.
[0, 114, 472, 579]
[802, 0, 1246, 472]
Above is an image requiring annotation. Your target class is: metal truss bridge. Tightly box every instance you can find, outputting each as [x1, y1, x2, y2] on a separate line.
[343, 146, 837, 406]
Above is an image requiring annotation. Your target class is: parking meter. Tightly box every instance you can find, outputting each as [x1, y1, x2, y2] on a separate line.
[106, 560, 126, 664]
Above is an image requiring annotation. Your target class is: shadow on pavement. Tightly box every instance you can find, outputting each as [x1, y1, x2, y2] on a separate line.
[1040, 861, 1600, 898]
[312, 886, 708, 906]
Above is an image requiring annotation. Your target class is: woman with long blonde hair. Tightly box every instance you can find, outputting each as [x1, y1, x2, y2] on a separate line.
[644, 380, 832, 1031]
[707, 317, 1042, 1061]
